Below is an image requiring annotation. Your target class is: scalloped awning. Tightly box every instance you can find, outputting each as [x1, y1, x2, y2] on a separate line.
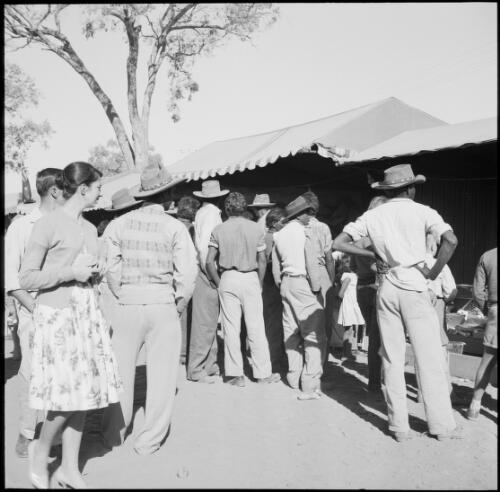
[167, 97, 446, 182]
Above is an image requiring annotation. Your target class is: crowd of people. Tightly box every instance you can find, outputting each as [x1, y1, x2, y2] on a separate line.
[4, 160, 497, 488]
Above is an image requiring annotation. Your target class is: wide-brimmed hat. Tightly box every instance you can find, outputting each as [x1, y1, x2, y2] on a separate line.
[284, 196, 313, 221]
[131, 163, 185, 198]
[371, 164, 426, 190]
[104, 188, 143, 212]
[193, 180, 229, 199]
[247, 193, 276, 208]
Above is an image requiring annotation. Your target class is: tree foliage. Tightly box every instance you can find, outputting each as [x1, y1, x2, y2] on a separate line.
[4, 63, 53, 172]
[88, 139, 164, 177]
[5, 4, 279, 170]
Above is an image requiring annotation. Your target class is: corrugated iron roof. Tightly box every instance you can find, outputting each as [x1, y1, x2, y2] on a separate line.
[168, 97, 446, 182]
[340, 117, 497, 164]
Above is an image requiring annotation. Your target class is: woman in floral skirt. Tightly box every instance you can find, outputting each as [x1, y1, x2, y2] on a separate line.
[20, 161, 122, 489]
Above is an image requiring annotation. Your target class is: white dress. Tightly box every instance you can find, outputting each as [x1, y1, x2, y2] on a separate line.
[338, 272, 365, 327]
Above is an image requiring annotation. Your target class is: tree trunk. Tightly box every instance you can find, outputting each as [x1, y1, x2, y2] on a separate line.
[56, 42, 136, 170]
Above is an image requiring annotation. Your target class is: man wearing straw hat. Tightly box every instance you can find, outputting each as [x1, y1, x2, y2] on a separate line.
[100, 163, 197, 455]
[333, 163, 463, 442]
[187, 180, 230, 383]
[247, 193, 277, 232]
[272, 195, 326, 400]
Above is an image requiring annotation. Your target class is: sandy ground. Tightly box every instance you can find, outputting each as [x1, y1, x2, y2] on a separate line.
[4, 337, 497, 490]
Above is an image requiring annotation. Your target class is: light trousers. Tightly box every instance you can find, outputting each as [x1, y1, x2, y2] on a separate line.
[377, 279, 456, 435]
[17, 307, 41, 439]
[187, 269, 220, 380]
[219, 270, 272, 379]
[101, 303, 181, 454]
[280, 276, 326, 393]
[315, 266, 335, 360]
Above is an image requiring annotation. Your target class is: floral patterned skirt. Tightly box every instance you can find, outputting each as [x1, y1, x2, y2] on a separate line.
[29, 285, 123, 411]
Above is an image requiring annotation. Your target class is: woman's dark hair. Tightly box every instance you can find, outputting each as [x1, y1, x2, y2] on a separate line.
[177, 196, 201, 222]
[55, 161, 102, 199]
[224, 192, 247, 217]
[266, 206, 286, 229]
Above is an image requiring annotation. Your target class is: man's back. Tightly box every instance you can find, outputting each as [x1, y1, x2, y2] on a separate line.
[210, 216, 265, 272]
[474, 248, 497, 307]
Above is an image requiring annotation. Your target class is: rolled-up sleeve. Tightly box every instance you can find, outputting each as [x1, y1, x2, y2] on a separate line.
[172, 223, 198, 308]
[343, 212, 369, 242]
[424, 207, 452, 239]
[4, 220, 23, 294]
[19, 220, 74, 290]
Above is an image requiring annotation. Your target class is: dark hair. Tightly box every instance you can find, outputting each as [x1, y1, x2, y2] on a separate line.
[177, 196, 201, 222]
[266, 206, 286, 229]
[36, 168, 63, 197]
[224, 192, 247, 217]
[302, 191, 320, 214]
[56, 161, 102, 199]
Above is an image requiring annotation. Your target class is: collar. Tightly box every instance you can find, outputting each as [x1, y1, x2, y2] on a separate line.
[137, 203, 165, 215]
[387, 198, 414, 203]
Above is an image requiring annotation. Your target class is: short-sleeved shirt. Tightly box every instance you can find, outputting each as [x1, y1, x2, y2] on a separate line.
[209, 216, 266, 272]
[343, 198, 452, 292]
[273, 220, 307, 276]
[473, 248, 497, 308]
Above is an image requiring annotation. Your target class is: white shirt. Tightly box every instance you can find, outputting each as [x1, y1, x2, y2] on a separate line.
[4, 206, 42, 295]
[425, 254, 457, 299]
[273, 220, 307, 276]
[193, 203, 222, 269]
[343, 198, 452, 292]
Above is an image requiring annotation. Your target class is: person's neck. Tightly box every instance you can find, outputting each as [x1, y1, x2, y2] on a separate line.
[61, 197, 85, 220]
[38, 198, 54, 215]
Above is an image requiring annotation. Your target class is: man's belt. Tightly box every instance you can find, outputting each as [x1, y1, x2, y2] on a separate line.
[282, 273, 307, 279]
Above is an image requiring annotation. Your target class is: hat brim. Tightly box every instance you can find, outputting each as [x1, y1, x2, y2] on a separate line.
[131, 177, 185, 198]
[284, 204, 313, 222]
[193, 189, 229, 198]
[247, 203, 276, 208]
[371, 175, 426, 190]
[104, 199, 143, 212]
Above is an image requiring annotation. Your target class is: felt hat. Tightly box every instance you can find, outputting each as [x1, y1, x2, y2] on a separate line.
[104, 188, 143, 212]
[131, 163, 185, 198]
[247, 193, 276, 208]
[284, 196, 313, 221]
[371, 164, 426, 190]
[193, 179, 229, 199]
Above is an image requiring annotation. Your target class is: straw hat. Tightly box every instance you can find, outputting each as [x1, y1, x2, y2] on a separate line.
[284, 196, 313, 221]
[193, 180, 229, 199]
[371, 164, 426, 190]
[131, 163, 185, 198]
[104, 188, 143, 212]
[247, 193, 276, 208]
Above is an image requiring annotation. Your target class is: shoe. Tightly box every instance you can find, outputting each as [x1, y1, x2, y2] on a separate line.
[28, 440, 49, 489]
[257, 373, 281, 384]
[15, 434, 31, 458]
[226, 376, 245, 387]
[297, 391, 321, 401]
[52, 468, 87, 489]
[435, 425, 465, 441]
[192, 375, 218, 384]
[467, 406, 480, 421]
[391, 431, 411, 443]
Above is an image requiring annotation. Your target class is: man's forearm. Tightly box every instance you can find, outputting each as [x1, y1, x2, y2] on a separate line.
[206, 261, 220, 288]
[9, 290, 36, 312]
[427, 232, 458, 281]
[332, 232, 376, 258]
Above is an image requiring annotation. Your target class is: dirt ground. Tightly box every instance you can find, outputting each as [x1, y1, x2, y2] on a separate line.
[4, 337, 497, 490]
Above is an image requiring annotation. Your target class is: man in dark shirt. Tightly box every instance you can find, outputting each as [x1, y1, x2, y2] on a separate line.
[468, 247, 497, 420]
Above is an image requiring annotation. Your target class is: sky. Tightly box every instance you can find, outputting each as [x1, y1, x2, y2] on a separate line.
[4, 3, 497, 192]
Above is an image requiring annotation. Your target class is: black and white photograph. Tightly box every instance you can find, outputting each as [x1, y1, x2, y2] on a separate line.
[3, 3, 497, 489]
